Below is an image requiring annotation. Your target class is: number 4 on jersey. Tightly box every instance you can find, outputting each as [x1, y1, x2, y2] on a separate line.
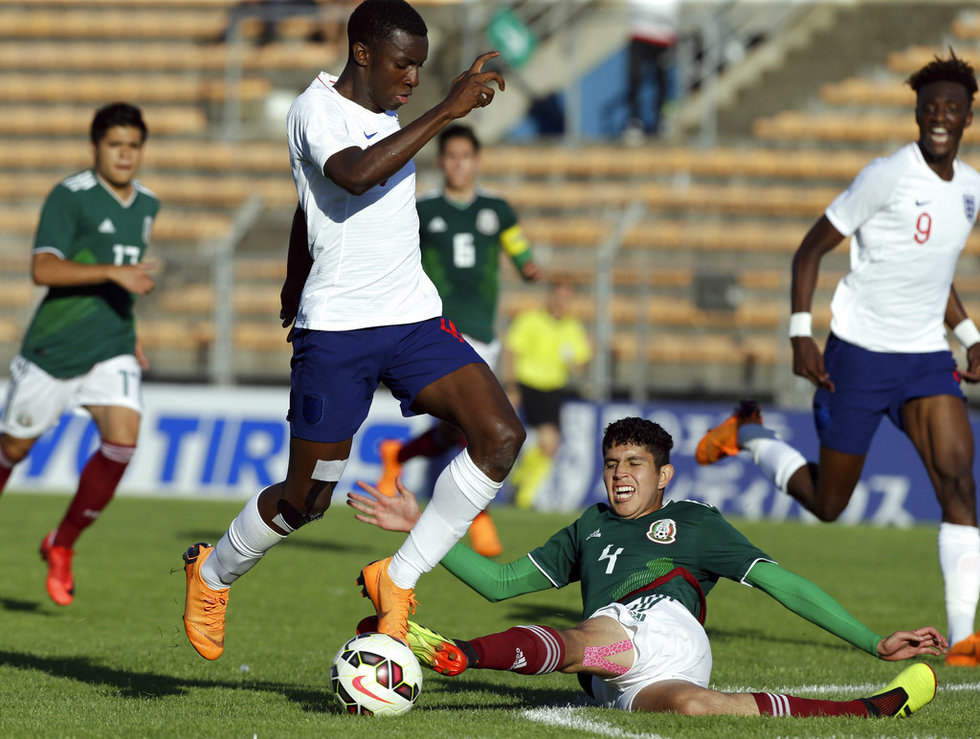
[598, 544, 624, 574]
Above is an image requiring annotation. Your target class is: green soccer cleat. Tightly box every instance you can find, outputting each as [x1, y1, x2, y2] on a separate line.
[404, 619, 472, 676]
[863, 663, 937, 718]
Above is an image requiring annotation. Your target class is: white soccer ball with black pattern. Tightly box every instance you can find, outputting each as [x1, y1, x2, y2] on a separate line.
[330, 632, 423, 716]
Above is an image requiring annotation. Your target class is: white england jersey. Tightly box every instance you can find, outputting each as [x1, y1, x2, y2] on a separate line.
[825, 142, 980, 352]
[285, 73, 442, 331]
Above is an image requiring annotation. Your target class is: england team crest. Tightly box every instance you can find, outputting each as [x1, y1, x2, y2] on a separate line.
[646, 519, 677, 544]
[964, 194, 976, 223]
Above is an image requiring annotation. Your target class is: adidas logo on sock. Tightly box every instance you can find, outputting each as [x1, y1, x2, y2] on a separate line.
[510, 648, 526, 670]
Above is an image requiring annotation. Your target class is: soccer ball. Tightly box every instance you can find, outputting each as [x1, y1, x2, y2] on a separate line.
[330, 632, 423, 716]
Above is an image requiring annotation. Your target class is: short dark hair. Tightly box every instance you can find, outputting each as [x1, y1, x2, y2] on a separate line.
[90, 102, 147, 145]
[347, 0, 427, 58]
[438, 124, 480, 154]
[907, 49, 978, 104]
[602, 417, 673, 466]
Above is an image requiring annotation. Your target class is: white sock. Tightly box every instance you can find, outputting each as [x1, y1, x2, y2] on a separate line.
[389, 449, 502, 589]
[739, 427, 807, 493]
[200, 490, 286, 590]
[938, 522, 980, 644]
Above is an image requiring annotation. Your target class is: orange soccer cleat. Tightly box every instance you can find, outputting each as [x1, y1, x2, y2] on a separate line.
[945, 631, 980, 667]
[468, 510, 503, 557]
[376, 440, 403, 496]
[695, 400, 764, 465]
[182, 542, 229, 661]
[40, 531, 74, 606]
[357, 556, 417, 642]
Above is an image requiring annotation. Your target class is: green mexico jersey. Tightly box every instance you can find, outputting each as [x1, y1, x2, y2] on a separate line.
[527, 500, 774, 622]
[22, 170, 159, 378]
[417, 189, 531, 344]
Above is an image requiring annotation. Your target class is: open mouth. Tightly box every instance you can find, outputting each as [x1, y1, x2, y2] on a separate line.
[614, 485, 635, 501]
[928, 127, 950, 146]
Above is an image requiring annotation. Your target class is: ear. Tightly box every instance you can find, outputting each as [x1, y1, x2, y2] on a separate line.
[658, 463, 675, 490]
[966, 108, 974, 130]
[351, 41, 369, 68]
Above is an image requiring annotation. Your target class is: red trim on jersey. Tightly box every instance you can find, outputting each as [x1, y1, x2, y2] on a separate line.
[617, 567, 708, 624]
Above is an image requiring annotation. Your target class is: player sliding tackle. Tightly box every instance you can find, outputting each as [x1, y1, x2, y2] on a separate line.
[350, 417, 946, 717]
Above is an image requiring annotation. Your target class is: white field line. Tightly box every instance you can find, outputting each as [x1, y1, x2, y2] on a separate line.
[521, 682, 980, 737]
[522, 706, 667, 739]
[718, 680, 980, 695]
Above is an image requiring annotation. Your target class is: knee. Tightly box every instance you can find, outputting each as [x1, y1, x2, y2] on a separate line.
[811, 504, 844, 523]
[468, 416, 525, 471]
[0, 435, 32, 465]
[667, 690, 714, 717]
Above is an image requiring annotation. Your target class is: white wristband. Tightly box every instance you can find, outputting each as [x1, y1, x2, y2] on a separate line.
[788, 312, 813, 338]
[953, 318, 980, 349]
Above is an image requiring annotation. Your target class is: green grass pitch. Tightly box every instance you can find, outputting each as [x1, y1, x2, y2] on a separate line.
[0, 491, 976, 738]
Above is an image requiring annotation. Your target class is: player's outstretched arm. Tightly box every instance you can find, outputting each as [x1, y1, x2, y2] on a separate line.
[348, 479, 421, 533]
[745, 561, 945, 658]
[876, 627, 947, 661]
[347, 479, 552, 602]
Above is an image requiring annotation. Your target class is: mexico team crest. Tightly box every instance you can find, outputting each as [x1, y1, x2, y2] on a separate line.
[646, 519, 677, 544]
[476, 208, 499, 235]
[964, 194, 976, 223]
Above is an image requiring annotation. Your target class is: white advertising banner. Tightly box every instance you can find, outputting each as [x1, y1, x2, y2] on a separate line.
[1, 382, 432, 499]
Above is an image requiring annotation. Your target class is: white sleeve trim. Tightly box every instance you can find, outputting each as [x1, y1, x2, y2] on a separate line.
[526, 553, 562, 589]
[33, 246, 65, 258]
[739, 557, 778, 588]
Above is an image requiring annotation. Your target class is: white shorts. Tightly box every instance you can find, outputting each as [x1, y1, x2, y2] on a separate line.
[463, 334, 501, 372]
[0, 354, 143, 438]
[587, 597, 712, 712]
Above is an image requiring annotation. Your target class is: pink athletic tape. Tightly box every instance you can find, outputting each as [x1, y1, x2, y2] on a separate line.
[582, 639, 632, 675]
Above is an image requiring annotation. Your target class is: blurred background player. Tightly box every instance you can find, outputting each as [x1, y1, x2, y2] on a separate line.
[696, 53, 980, 667]
[181, 0, 523, 658]
[350, 417, 945, 717]
[376, 123, 541, 556]
[0, 102, 158, 606]
[504, 278, 591, 509]
[622, 0, 679, 143]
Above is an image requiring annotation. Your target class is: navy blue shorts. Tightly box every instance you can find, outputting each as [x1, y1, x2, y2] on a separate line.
[813, 333, 965, 455]
[287, 317, 483, 443]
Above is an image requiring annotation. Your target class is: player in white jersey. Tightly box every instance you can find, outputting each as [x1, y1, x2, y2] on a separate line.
[181, 0, 524, 660]
[697, 53, 980, 667]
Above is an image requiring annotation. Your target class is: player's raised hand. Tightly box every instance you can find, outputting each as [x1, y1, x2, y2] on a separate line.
[113, 263, 156, 295]
[441, 51, 505, 119]
[876, 627, 947, 661]
[791, 336, 834, 391]
[347, 479, 422, 533]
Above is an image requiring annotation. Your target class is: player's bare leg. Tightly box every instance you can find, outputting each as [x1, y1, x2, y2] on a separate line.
[787, 446, 867, 522]
[904, 395, 980, 663]
[184, 436, 349, 659]
[363, 362, 523, 639]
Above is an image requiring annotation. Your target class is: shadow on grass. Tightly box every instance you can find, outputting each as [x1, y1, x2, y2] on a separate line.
[0, 597, 51, 616]
[176, 531, 372, 555]
[413, 677, 584, 710]
[0, 649, 587, 714]
[0, 649, 337, 713]
[707, 626, 850, 652]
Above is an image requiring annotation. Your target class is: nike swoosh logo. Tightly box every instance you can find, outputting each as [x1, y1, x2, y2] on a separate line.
[364, 132, 378, 139]
[351, 675, 394, 704]
[915, 199, 931, 206]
